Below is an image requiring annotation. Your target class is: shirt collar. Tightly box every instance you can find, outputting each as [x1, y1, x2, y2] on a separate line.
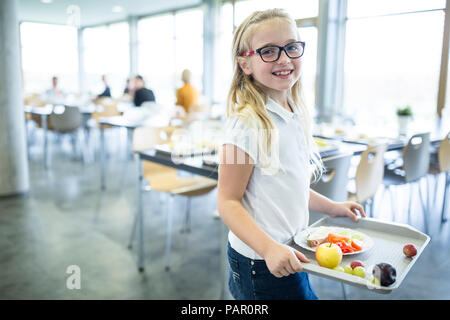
[266, 97, 299, 123]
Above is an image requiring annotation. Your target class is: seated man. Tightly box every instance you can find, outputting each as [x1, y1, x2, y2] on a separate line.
[133, 75, 155, 107]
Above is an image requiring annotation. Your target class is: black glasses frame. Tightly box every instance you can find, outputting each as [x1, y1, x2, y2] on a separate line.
[242, 41, 306, 62]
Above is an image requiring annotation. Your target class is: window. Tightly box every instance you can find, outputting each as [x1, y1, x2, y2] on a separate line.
[137, 9, 204, 105]
[347, 0, 446, 18]
[20, 22, 78, 95]
[83, 22, 129, 98]
[344, 4, 446, 131]
[138, 14, 175, 105]
[175, 10, 203, 92]
[214, 2, 234, 104]
[298, 26, 318, 110]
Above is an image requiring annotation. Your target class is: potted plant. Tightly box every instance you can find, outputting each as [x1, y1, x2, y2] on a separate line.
[396, 105, 413, 135]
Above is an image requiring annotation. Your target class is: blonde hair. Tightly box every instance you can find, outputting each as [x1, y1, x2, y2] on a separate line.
[227, 8, 323, 179]
[181, 69, 191, 83]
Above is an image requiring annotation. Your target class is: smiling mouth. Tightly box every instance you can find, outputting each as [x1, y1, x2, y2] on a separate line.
[272, 70, 293, 76]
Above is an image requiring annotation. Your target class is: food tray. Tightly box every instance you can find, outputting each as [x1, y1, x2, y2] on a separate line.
[289, 217, 430, 294]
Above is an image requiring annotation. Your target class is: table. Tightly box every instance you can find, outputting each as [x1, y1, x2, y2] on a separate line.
[314, 118, 448, 152]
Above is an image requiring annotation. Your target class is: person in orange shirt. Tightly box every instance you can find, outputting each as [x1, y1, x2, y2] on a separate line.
[176, 69, 199, 112]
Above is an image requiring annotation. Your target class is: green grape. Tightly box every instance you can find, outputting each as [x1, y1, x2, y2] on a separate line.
[369, 277, 380, 286]
[353, 266, 366, 278]
[333, 266, 344, 272]
[351, 234, 364, 241]
[344, 265, 353, 274]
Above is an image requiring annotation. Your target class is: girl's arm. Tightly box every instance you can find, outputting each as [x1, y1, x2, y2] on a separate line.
[218, 144, 310, 278]
[309, 189, 366, 222]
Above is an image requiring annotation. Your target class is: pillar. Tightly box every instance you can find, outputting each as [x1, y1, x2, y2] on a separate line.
[0, 0, 29, 196]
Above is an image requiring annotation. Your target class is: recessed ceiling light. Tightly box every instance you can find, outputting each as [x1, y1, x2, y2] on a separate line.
[112, 6, 123, 13]
[41, 0, 53, 3]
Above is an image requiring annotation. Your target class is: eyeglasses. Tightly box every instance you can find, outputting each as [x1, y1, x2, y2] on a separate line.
[241, 41, 305, 62]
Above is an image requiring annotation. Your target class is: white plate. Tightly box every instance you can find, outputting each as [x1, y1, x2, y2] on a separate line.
[293, 226, 374, 256]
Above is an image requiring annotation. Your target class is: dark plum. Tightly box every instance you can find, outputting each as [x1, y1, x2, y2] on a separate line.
[372, 263, 396, 286]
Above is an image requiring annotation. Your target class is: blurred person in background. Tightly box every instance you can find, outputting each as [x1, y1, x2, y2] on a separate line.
[121, 77, 134, 102]
[133, 75, 155, 107]
[175, 69, 199, 112]
[123, 78, 133, 95]
[97, 75, 111, 98]
[44, 76, 65, 102]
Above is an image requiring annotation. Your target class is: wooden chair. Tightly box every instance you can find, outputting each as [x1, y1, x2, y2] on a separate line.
[129, 126, 217, 271]
[89, 98, 121, 158]
[24, 94, 53, 129]
[91, 98, 121, 128]
[429, 131, 450, 223]
[382, 132, 430, 232]
[348, 144, 387, 217]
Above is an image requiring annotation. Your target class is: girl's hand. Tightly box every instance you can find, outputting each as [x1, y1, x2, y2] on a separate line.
[329, 201, 366, 222]
[263, 242, 310, 278]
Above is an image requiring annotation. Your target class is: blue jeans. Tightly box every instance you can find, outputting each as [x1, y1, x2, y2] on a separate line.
[227, 242, 318, 300]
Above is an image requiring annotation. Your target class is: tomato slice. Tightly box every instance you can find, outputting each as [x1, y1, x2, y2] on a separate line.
[328, 233, 350, 243]
[351, 239, 363, 251]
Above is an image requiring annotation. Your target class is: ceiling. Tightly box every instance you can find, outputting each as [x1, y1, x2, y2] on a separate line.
[18, 0, 202, 27]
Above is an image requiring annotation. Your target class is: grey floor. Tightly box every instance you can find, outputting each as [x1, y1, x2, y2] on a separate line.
[0, 127, 449, 300]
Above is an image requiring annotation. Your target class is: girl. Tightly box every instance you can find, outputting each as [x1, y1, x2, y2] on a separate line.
[217, 8, 365, 300]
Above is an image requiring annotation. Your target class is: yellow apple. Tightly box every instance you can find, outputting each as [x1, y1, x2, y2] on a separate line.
[315, 242, 343, 269]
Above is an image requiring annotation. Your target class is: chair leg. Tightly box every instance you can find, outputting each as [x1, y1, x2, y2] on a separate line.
[388, 186, 396, 222]
[165, 194, 175, 271]
[369, 197, 375, 218]
[71, 132, 78, 160]
[418, 179, 429, 234]
[181, 197, 192, 233]
[442, 172, 449, 223]
[128, 210, 138, 250]
[407, 183, 413, 225]
[78, 129, 87, 164]
[118, 158, 129, 190]
[380, 185, 389, 219]
[426, 175, 431, 216]
[136, 158, 145, 272]
[432, 174, 439, 209]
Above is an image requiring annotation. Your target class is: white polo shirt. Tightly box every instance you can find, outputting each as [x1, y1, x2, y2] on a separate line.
[222, 98, 311, 260]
